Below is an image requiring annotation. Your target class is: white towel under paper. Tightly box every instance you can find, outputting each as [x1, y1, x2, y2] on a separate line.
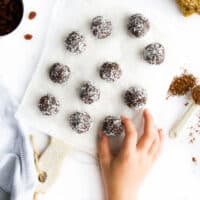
[16, 0, 182, 155]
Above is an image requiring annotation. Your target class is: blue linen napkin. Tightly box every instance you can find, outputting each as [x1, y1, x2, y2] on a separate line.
[0, 85, 36, 200]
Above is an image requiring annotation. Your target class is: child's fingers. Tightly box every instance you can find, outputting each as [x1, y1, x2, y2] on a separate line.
[143, 109, 155, 136]
[152, 129, 164, 161]
[148, 129, 160, 155]
[137, 109, 156, 151]
[98, 132, 112, 170]
[121, 116, 138, 150]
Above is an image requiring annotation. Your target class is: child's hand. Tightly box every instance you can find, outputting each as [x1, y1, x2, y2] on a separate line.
[98, 109, 164, 200]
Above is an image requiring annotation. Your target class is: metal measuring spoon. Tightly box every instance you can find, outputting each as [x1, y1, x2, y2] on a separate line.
[170, 85, 200, 138]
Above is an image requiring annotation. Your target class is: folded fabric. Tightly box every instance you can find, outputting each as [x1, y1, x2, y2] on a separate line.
[0, 85, 36, 200]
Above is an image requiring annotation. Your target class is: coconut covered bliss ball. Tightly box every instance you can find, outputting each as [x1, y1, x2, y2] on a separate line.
[127, 13, 150, 38]
[64, 31, 86, 54]
[69, 112, 92, 134]
[99, 62, 122, 82]
[102, 116, 124, 136]
[91, 16, 112, 39]
[38, 94, 60, 116]
[143, 43, 165, 65]
[49, 63, 71, 84]
[124, 86, 147, 109]
[79, 82, 100, 104]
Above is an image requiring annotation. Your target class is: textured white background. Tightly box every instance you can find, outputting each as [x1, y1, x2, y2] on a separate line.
[1, 0, 200, 199]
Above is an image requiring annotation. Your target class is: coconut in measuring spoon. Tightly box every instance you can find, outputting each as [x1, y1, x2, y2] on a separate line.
[170, 85, 200, 138]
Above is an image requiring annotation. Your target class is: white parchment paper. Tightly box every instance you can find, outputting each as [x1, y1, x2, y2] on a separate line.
[17, 0, 182, 155]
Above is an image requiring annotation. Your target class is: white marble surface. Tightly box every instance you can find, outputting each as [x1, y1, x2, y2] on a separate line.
[1, 0, 200, 200]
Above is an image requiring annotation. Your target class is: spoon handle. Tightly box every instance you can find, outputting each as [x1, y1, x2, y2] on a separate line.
[170, 103, 198, 138]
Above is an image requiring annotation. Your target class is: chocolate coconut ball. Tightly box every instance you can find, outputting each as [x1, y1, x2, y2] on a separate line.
[64, 31, 86, 54]
[124, 86, 147, 109]
[69, 112, 92, 134]
[127, 14, 150, 38]
[79, 82, 100, 104]
[38, 94, 60, 116]
[99, 62, 122, 82]
[143, 43, 165, 65]
[49, 63, 71, 84]
[91, 16, 112, 39]
[102, 116, 124, 137]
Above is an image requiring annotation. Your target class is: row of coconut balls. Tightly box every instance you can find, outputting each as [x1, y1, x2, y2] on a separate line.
[37, 61, 147, 135]
[64, 14, 165, 65]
